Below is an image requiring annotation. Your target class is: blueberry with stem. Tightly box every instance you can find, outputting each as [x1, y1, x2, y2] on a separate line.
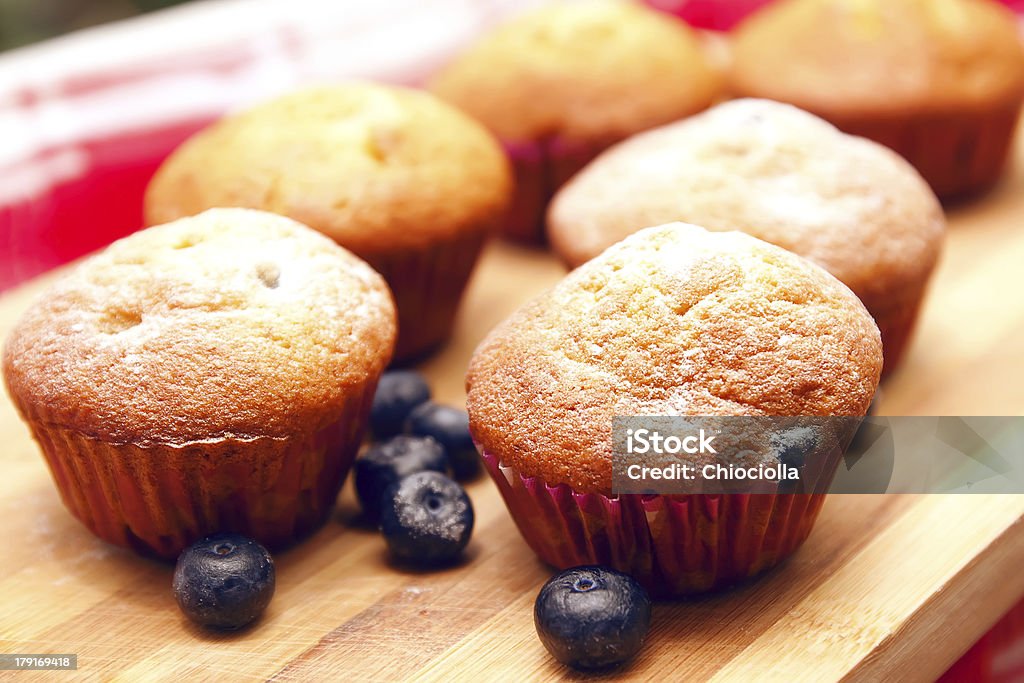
[534, 566, 651, 670]
[173, 533, 275, 630]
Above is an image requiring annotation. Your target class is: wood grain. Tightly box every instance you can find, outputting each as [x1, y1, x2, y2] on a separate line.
[1, 121, 1023, 682]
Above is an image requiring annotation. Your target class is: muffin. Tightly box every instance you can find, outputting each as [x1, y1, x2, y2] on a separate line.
[429, 0, 722, 243]
[549, 99, 944, 375]
[145, 83, 511, 362]
[730, 0, 1024, 198]
[2, 208, 396, 559]
[466, 223, 882, 596]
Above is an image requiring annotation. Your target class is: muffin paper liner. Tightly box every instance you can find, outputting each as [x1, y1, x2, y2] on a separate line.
[874, 289, 927, 378]
[502, 138, 607, 244]
[365, 228, 490, 363]
[831, 102, 1022, 199]
[17, 385, 377, 560]
[481, 449, 828, 597]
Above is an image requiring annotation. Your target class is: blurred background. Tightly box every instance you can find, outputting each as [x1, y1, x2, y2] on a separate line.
[3, 0, 1022, 53]
[0, 0, 196, 51]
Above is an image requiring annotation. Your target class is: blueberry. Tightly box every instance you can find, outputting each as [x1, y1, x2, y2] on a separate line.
[405, 402, 479, 480]
[534, 566, 651, 671]
[354, 436, 449, 523]
[370, 371, 432, 438]
[379, 471, 474, 566]
[775, 438, 808, 469]
[172, 533, 275, 630]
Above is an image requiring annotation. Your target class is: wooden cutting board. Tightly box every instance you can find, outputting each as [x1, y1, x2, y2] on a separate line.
[2, 124, 1024, 681]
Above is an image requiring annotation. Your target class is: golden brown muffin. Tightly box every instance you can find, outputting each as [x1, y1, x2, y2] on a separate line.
[466, 223, 881, 594]
[145, 83, 511, 361]
[549, 99, 944, 375]
[429, 0, 722, 242]
[468, 222, 882, 493]
[730, 0, 1024, 198]
[3, 208, 396, 558]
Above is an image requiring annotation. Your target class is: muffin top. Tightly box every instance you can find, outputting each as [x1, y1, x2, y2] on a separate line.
[731, 0, 1024, 115]
[466, 223, 882, 493]
[429, 0, 722, 144]
[144, 84, 512, 258]
[548, 99, 945, 310]
[2, 208, 396, 446]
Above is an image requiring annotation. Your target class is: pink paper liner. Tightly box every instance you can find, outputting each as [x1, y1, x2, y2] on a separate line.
[875, 291, 926, 378]
[19, 384, 377, 560]
[363, 228, 490, 363]
[502, 138, 607, 244]
[827, 102, 1023, 200]
[481, 449, 828, 597]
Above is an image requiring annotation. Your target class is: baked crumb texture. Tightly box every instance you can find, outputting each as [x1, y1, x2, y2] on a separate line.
[2, 208, 396, 557]
[429, 0, 722, 145]
[729, 0, 1024, 197]
[145, 83, 512, 360]
[428, 0, 722, 243]
[467, 223, 883, 494]
[549, 99, 944, 372]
